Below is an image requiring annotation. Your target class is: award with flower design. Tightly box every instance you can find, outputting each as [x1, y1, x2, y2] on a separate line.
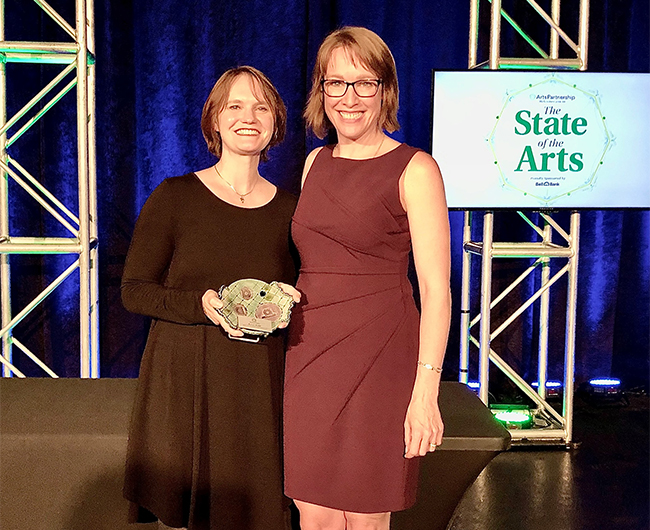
[217, 278, 295, 340]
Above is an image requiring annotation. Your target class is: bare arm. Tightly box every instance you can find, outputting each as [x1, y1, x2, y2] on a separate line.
[399, 151, 452, 458]
[301, 146, 324, 188]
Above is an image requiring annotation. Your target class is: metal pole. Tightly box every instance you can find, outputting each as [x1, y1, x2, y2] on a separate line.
[578, 0, 590, 70]
[489, 0, 502, 69]
[0, 42, 77, 53]
[0, 162, 79, 235]
[537, 222, 552, 399]
[459, 211, 472, 384]
[490, 264, 569, 341]
[87, 0, 99, 378]
[526, 0, 579, 53]
[0, 62, 77, 137]
[33, 0, 76, 38]
[0, 260, 79, 340]
[76, 0, 91, 378]
[479, 212, 494, 404]
[550, 0, 561, 59]
[0, 0, 12, 377]
[563, 212, 580, 443]
[483, 0, 499, 399]
[469, 0, 480, 69]
[473, 337, 566, 425]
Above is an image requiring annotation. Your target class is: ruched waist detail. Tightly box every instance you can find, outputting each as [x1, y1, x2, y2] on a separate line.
[298, 263, 408, 276]
[294, 265, 413, 313]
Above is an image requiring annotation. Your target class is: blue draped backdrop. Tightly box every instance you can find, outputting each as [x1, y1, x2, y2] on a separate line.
[6, 1, 649, 387]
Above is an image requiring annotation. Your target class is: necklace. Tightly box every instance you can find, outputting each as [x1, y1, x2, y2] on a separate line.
[373, 135, 385, 158]
[214, 164, 258, 204]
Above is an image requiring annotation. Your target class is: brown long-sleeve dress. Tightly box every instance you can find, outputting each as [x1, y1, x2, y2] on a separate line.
[122, 174, 297, 530]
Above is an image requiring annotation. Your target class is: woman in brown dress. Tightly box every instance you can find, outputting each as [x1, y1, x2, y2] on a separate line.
[122, 66, 300, 530]
[283, 27, 451, 529]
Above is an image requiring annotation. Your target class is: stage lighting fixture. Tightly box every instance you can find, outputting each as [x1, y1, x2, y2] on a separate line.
[589, 377, 621, 391]
[587, 377, 623, 399]
[466, 381, 480, 392]
[531, 380, 563, 398]
[489, 404, 534, 429]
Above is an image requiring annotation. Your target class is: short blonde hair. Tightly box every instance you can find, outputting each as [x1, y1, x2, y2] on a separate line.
[304, 27, 400, 139]
[201, 66, 286, 162]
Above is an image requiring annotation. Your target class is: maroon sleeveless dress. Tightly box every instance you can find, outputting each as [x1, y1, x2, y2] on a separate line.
[284, 144, 422, 513]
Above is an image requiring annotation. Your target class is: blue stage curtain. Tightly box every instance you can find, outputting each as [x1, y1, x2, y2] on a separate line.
[6, 1, 648, 386]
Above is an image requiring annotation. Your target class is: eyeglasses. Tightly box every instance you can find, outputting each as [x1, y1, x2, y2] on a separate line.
[321, 79, 382, 98]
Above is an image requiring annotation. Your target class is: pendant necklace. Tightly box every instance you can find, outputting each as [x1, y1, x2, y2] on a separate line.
[214, 164, 258, 204]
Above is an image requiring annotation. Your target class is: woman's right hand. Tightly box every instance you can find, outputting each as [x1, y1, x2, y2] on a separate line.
[201, 289, 244, 337]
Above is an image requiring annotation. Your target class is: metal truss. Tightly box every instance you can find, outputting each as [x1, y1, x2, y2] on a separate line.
[459, 212, 580, 444]
[462, 0, 590, 445]
[470, 0, 590, 71]
[0, 0, 97, 378]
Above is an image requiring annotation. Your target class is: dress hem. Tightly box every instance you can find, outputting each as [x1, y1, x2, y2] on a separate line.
[284, 491, 416, 515]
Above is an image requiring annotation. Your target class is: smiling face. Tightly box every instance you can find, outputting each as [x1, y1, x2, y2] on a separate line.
[323, 47, 383, 145]
[215, 74, 275, 159]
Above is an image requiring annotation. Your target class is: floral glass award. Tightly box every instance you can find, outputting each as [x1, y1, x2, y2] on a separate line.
[217, 279, 295, 342]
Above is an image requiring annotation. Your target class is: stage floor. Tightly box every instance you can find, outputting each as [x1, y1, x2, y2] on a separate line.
[1, 379, 509, 530]
[2, 379, 645, 530]
[448, 392, 649, 530]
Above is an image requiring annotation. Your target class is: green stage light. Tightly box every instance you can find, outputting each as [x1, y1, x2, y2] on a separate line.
[489, 404, 534, 428]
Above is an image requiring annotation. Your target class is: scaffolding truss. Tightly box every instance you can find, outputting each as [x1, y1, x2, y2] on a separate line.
[0, 0, 97, 378]
[462, 0, 590, 445]
[470, 0, 590, 70]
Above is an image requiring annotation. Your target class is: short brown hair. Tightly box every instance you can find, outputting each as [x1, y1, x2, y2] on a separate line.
[201, 66, 286, 161]
[304, 27, 400, 139]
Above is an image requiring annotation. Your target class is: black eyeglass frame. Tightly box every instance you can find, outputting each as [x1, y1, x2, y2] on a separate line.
[320, 79, 383, 98]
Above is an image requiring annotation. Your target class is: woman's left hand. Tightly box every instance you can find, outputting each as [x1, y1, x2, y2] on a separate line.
[404, 381, 444, 458]
[276, 282, 301, 329]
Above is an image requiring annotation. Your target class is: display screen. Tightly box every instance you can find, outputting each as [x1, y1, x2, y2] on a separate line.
[431, 71, 650, 209]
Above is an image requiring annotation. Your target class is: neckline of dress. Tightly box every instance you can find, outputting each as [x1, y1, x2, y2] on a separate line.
[329, 142, 404, 161]
[191, 172, 278, 210]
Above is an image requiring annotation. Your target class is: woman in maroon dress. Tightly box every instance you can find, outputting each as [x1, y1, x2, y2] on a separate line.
[283, 27, 451, 529]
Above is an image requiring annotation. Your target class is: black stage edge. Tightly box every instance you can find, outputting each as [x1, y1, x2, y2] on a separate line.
[391, 383, 511, 530]
[0, 379, 509, 530]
